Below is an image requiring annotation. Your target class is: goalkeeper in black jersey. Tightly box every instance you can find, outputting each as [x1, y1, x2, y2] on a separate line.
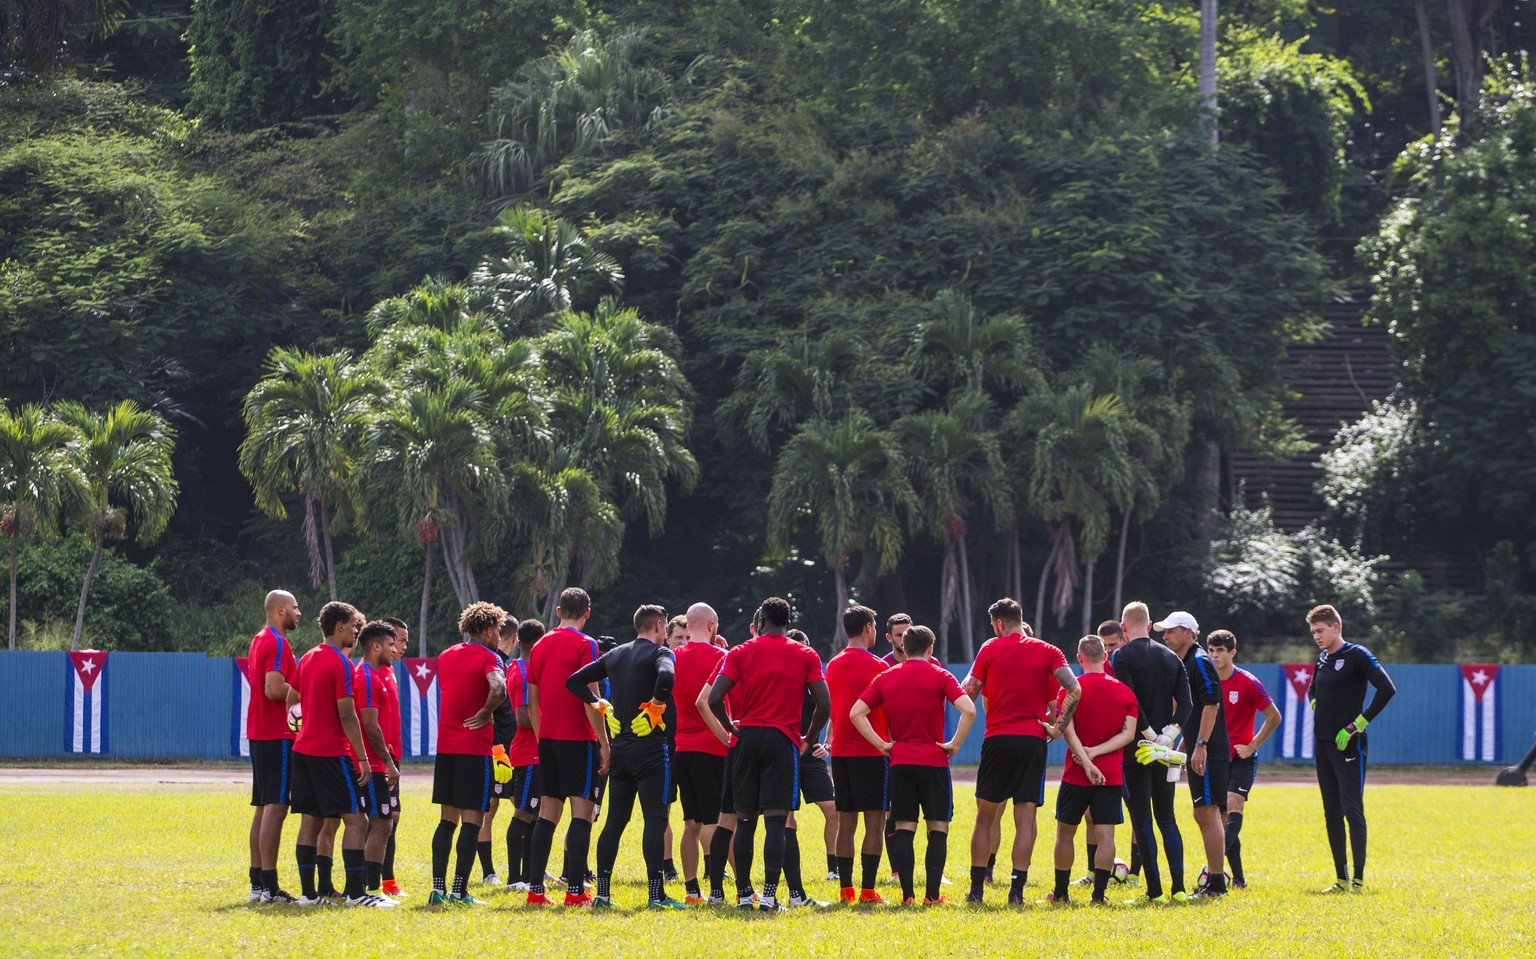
[1305, 604, 1396, 893]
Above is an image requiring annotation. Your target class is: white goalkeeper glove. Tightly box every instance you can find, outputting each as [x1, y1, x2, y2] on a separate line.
[1155, 724, 1180, 749]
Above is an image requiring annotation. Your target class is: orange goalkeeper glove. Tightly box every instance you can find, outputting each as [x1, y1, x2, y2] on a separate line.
[491, 744, 513, 783]
[630, 700, 667, 737]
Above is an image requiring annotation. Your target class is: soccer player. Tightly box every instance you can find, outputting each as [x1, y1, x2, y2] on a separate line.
[525, 587, 610, 907]
[566, 604, 688, 908]
[1153, 610, 1229, 898]
[428, 601, 509, 906]
[1306, 604, 1396, 893]
[660, 614, 689, 879]
[504, 618, 543, 891]
[1044, 634, 1137, 906]
[825, 606, 891, 904]
[1110, 601, 1191, 904]
[289, 601, 389, 907]
[784, 628, 836, 908]
[353, 621, 403, 900]
[707, 596, 831, 912]
[673, 603, 727, 903]
[1097, 620, 1124, 675]
[378, 617, 409, 898]
[1206, 629, 1280, 889]
[245, 589, 300, 903]
[882, 613, 912, 667]
[851, 625, 975, 906]
[477, 614, 521, 886]
[961, 597, 1079, 905]
[1070, 617, 1131, 888]
[699, 609, 748, 906]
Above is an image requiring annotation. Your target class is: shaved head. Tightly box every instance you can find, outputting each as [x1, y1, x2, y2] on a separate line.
[264, 590, 300, 633]
[686, 603, 717, 642]
[265, 590, 294, 613]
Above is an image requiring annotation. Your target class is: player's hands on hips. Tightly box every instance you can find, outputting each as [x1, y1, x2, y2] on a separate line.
[593, 698, 621, 738]
[810, 742, 830, 760]
[937, 739, 957, 759]
[1234, 743, 1255, 760]
[1038, 720, 1064, 742]
[630, 700, 667, 737]
[1190, 743, 1207, 775]
[465, 708, 491, 730]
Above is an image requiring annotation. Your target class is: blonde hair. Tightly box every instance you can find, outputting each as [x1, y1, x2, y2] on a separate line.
[1122, 601, 1150, 628]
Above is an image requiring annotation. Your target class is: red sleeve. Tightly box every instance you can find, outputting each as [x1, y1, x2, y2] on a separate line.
[527, 644, 545, 686]
[483, 647, 501, 676]
[969, 643, 990, 684]
[805, 646, 824, 682]
[722, 646, 744, 683]
[858, 677, 884, 709]
[1049, 644, 1068, 672]
[329, 656, 349, 702]
[1123, 684, 1139, 720]
[943, 670, 964, 704]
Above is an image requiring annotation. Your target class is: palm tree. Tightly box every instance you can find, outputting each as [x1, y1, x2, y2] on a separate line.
[469, 207, 623, 327]
[768, 410, 915, 635]
[718, 329, 870, 454]
[891, 395, 1010, 662]
[2, 0, 125, 76]
[518, 451, 624, 626]
[0, 403, 85, 649]
[238, 348, 381, 599]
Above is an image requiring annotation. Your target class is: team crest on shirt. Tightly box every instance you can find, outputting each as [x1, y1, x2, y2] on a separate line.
[1228, 690, 1239, 704]
[1334, 660, 1345, 671]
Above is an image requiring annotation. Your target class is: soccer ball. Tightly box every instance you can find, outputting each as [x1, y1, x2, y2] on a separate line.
[1112, 858, 1130, 883]
[287, 703, 303, 733]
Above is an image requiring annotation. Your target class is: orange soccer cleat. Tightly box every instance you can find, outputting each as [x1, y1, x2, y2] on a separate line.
[563, 891, 594, 907]
[525, 891, 556, 906]
[923, 897, 949, 906]
[858, 889, 888, 905]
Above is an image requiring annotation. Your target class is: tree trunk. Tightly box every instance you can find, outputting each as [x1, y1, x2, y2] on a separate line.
[1415, 0, 1443, 137]
[542, 549, 571, 627]
[302, 494, 324, 590]
[419, 543, 435, 657]
[832, 563, 848, 644]
[1114, 497, 1135, 616]
[440, 533, 468, 609]
[319, 498, 338, 600]
[1035, 539, 1056, 632]
[1195, 441, 1221, 542]
[1445, 0, 1498, 134]
[1081, 554, 1095, 637]
[1010, 527, 1023, 605]
[1199, 0, 1219, 148]
[71, 532, 104, 651]
[957, 533, 975, 661]
[938, 541, 957, 663]
[8, 534, 18, 651]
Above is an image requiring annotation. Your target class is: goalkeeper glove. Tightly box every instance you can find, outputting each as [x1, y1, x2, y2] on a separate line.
[1334, 714, 1369, 751]
[491, 744, 513, 783]
[631, 701, 667, 737]
[593, 698, 621, 738]
[1135, 741, 1186, 767]
[1155, 724, 1180, 749]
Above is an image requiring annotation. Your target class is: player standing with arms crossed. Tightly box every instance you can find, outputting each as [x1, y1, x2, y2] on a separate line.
[1206, 629, 1280, 888]
[825, 605, 891, 904]
[1307, 604, 1396, 893]
[245, 589, 300, 903]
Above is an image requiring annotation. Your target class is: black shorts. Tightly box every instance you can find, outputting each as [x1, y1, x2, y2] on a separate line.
[364, 772, 392, 818]
[537, 739, 603, 802]
[888, 765, 952, 823]
[1056, 782, 1124, 826]
[831, 755, 890, 812]
[799, 752, 836, 804]
[1228, 755, 1257, 797]
[719, 746, 738, 816]
[432, 753, 494, 812]
[290, 752, 364, 818]
[249, 739, 293, 807]
[975, 735, 1048, 805]
[609, 741, 672, 818]
[675, 751, 725, 823]
[508, 764, 542, 812]
[732, 726, 800, 813]
[1189, 759, 1229, 809]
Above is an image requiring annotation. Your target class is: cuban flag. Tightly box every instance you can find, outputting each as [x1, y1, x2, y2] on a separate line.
[1458, 664, 1500, 762]
[400, 657, 439, 757]
[232, 657, 252, 758]
[64, 650, 109, 754]
[1279, 663, 1315, 760]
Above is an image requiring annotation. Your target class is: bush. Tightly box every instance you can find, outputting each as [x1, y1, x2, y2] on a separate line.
[3, 537, 172, 651]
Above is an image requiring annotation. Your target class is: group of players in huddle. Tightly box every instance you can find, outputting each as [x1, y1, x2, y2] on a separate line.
[242, 586, 1395, 911]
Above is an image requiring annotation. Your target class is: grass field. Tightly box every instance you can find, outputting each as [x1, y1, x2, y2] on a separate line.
[2, 776, 1532, 957]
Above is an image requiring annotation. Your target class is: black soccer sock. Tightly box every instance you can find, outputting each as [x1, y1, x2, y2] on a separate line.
[969, 865, 987, 899]
[1053, 868, 1070, 900]
[887, 830, 915, 902]
[1225, 812, 1244, 882]
[925, 831, 947, 902]
[341, 848, 365, 899]
[1349, 820, 1367, 882]
[520, 822, 534, 884]
[1086, 843, 1098, 876]
[987, 852, 997, 873]
[1009, 868, 1028, 899]
[836, 855, 854, 889]
[383, 828, 397, 881]
[708, 827, 734, 898]
[663, 858, 676, 876]
[762, 815, 788, 898]
[1130, 842, 1142, 875]
[642, 814, 669, 900]
[860, 852, 881, 891]
[565, 818, 593, 896]
[686, 877, 701, 896]
[596, 867, 612, 900]
[296, 844, 317, 899]
[477, 839, 495, 879]
[649, 871, 666, 903]
[703, 853, 713, 882]
[1092, 868, 1111, 901]
[365, 859, 382, 892]
[528, 817, 556, 895]
[315, 855, 335, 895]
[507, 817, 530, 886]
[431, 819, 455, 894]
[1206, 870, 1228, 893]
[453, 821, 479, 896]
[260, 869, 278, 895]
[827, 852, 838, 873]
[249, 865, 262, 891]
[782, 825, 803, 898]
[733, 817, 758, 898]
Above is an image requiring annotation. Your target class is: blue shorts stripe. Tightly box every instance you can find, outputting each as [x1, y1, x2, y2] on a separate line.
[662, 742, 671, 806]
[583, 744, 594, 799]
[790, 741, 801, 809]
[340, 758, 359, 812]
[278, 740, 290, 802]
[519, 767, 534, 807]
[481, 756, 492, 810]
[946, 767, 954, 821]
[1203, 772, 1211, 806]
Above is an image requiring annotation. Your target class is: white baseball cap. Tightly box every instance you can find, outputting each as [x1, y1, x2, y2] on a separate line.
[1153, 610, 1200, 633]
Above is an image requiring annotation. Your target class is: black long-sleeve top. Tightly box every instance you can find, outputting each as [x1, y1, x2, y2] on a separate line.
[566, 638, 676, 749]
[1308, 642, 1395, 739]
[1110, 636, 1191, 736]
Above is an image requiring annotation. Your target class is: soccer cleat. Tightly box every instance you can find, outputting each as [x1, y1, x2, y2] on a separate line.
[563, 892, 594, 907]
[1318, 880, 1350, 894]
[1124, 893, 1167, 906]
[649, 897, 694, 910]
[247, 888, 265, 903]
[427, 890, 453, 906]
[1088, 896, 1110, 906]
[839, 887, 856, 904]
[899, 897, 917, 906]
[448, 893, 490, 906]
[295, 894, 335, 907]
[1350, 879, 1365, 893]
[684, 894, 708, 906]
[787, 894, 831, 908]
[737, 895, 756, 910]
[857, 889, 888, 905]
[509, 881, 530, 893]
[884, 872, 900, 885]
[825, 870, 840, 882]
[922, 897, 949, 906]
[345, 893, 397, 908]
[983, 868, 995, 884]
[372, 891, 401, 906]
[1231, 879, 1247, 890]
[525, 891, 556, 906]
[664, 865, 680, 881]
[1188, 884, 1226, 901]
[1039, 893, 1069, 905]
[964, 890, 984, 904]
[482, 873, 503, 886]
[381, 880, 406, 897]
[1007, 891, 1025, 906]
[757, 897, 786, 913]
[1072, 874, 1093, 887]
[1170, 891, 1190, 904]
[707, 891, 726, 906]
[591, 896, 615, 909]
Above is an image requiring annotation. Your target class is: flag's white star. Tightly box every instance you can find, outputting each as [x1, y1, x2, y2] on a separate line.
[1471, 669, 1490, 686]
[1292, 669, 1310, 684]
[79, 658, 97, 674]
[415, 663, 431, 679]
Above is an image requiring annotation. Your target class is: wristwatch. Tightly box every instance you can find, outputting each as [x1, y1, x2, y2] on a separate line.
[1194, 737, 1207, 747]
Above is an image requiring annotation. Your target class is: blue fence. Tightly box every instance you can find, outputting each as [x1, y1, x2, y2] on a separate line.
[1, 652, 1531, 764]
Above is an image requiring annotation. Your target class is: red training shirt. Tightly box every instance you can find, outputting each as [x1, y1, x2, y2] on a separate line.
[721, 634, 825, 748]
[674, 642, 729, 756]
[435, 641, 503, 756]
[379, 665, 402, 762]
[246, 627, 298, 742]
[1221, 667, 1274, 757]
[353, 661, 393, 772]
[294, 642, 357, 759]
[507, 659, 539, 766]
[967, 633, 1067, 739]
[858, 659, 965, 767]
[527, 627, 601, 743]
[825, 646, 888, 758]
[1059, 671, 1138, 788]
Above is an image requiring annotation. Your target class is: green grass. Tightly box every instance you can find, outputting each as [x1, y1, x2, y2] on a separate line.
[2, 778, 1532, 957]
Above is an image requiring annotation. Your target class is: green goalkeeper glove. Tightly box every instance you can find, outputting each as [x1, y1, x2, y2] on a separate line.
[593, 698, 621, 738]
[1334, 714, 1369, 751]
[491, 744, 513, 784]
[630, 701, 667, 737]
[1135, 741, 1186, 767]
